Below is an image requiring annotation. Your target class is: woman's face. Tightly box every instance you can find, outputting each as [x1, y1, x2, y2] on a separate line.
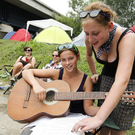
[24, 48, 32, 56]
[52, 51, 60, 63]
[60, 50, 79, 72]
[83, 19, 110, 49]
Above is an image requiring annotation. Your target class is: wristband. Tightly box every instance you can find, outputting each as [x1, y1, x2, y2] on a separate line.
[92, 73, 97, 75]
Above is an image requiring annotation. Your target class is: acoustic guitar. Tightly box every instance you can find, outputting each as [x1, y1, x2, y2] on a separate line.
[7, 78, 135, 123]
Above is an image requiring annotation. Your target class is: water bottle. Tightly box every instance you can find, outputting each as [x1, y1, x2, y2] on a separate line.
[0, 86, 9, 90]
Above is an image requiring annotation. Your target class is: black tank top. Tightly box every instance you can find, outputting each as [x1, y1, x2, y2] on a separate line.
[58, 68, 88, 114]
[92, 28, 135, 79]
[19, 56, 32, 67]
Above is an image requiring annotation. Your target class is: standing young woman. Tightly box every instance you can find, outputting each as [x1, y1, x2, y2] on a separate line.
[72, 1, 135, 135]
[21, 43, 99, 135]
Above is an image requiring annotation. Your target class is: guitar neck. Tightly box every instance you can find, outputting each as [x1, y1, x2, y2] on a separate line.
[54, 92, 108, 100]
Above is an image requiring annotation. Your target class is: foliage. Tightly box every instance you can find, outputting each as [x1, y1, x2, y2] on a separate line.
[126, 126, 135, 135]
[68, 0, 86, 13]
[105, 0, 135, 28]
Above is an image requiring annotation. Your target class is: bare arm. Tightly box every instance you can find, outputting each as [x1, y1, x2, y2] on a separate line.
[13, 56, 22, 66]
[83, 76, 99, 116]
[22, 68, 59, 101]
[30, 57, 36, 68]
[85, 38, 98, 83]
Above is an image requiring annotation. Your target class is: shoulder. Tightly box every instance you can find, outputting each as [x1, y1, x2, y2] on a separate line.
[18, 56, 23, 59]
[31, 57, 36, 60]
[117, 27, 135, 48]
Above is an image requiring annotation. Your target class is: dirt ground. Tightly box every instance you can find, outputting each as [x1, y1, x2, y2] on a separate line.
[0, 80, 26, 135]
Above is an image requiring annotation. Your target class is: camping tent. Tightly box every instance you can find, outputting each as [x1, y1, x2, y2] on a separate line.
[3, 31, 16, 39]
[10, 28, 31, 42]
[26, 19, 73, 37]
[33, 26, 72, 44]
[72, 30, 86, 47]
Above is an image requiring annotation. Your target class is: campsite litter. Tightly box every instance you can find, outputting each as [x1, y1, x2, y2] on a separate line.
[0, 74, 8, 78]
[0, 85, 9, 90]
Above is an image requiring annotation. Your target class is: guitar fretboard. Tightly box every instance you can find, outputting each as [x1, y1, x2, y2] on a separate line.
[54, 92, 107, 100]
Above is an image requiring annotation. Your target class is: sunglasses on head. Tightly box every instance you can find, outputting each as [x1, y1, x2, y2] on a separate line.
[25, 49, 32, 52]
[79, 9, 110, 21]
[56, 43, 78, 52]
[52, 55, 59, 57]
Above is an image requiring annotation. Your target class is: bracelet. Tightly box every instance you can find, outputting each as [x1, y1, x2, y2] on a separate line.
[92, 73, 98, 75]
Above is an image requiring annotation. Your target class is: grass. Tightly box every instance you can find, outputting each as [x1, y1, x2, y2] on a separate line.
[0, 39, 103, 78]
[0, 39, 134, 134]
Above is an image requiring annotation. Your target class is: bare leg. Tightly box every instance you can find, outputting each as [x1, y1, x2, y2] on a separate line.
[12, 63, 33, 78]
[100, 127, 126, 135]
[12, 62, 23, 77]
[100, 127, 111, 135]
[111, 129, 126, 135]
[8, 63, 33, 86]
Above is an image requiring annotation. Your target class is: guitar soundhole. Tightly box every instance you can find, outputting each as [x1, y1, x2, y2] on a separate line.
[46, 91, 55, 102]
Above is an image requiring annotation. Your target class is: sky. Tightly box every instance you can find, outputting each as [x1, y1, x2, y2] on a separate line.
[39, 0, 71, 16]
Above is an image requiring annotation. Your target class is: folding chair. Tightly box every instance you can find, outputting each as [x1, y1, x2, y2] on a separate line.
[2, 61, 41, 80]
[2, 61, 41, 94]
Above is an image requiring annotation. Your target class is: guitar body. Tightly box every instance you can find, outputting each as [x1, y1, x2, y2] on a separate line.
[7, 78, 71, 123]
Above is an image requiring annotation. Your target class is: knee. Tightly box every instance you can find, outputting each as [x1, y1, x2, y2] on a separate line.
[26, 63, 33, 68]
[14, 62, 23, 68]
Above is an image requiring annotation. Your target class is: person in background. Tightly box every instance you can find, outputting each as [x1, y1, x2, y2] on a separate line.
[20, 43, 99, 135]
[8, 46, 36, 87]
[42, 49, 62, 82]
[72, 1, 135, 135]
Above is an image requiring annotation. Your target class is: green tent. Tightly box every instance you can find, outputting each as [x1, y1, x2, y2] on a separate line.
[33, 26, 72, 45]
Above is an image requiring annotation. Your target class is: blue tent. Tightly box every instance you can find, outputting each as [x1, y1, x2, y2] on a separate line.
[3, 31, 16, 39]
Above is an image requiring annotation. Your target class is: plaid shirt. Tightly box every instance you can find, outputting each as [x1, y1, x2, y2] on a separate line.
[42, 61, 63, 82]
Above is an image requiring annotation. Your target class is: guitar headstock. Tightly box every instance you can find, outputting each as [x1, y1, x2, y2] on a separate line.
[121, 91, 135, 105]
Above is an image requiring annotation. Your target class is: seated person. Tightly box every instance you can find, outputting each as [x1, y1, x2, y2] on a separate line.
[42, 49, 62, 82]
[8, 46, 36, 87]
[20, 43, 99, 135]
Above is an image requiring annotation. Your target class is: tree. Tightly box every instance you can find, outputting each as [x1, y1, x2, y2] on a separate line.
[105, 0, 135, 28]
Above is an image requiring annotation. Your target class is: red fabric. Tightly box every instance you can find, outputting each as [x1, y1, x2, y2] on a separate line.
[131, 26, 135, 32]
[10, 28, 31, 42]
[26, 58, 29, 62]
